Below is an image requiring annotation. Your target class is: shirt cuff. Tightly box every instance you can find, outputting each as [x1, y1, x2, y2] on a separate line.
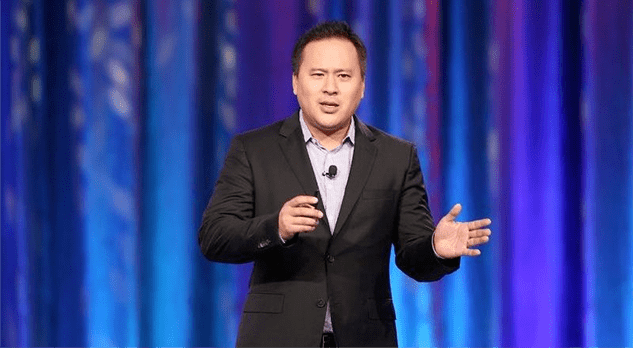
[432, 231, 445, 259]
[279, 231, 287, 244]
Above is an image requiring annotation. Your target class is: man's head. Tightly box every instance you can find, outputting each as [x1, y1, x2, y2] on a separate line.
[292, 21, 367, 79]
[291, 21, 367, 142]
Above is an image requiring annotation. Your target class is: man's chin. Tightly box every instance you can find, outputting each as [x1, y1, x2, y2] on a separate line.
[315, 121, 350, 134]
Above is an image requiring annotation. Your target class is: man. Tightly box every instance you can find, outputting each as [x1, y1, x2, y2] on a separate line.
[198, 21, 491, 347]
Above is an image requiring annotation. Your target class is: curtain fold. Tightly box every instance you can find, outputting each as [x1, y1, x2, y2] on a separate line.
[582, 0, 633, 344]
[442, 0, 495, 345]
[142, 0, 197, 345]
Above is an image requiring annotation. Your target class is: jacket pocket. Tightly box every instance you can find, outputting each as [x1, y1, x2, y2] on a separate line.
[243, 293, 284, 313]
[366, 298, 396, 320]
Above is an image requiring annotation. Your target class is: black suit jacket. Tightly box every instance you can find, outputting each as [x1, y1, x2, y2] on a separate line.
[198, 111, 459, 347]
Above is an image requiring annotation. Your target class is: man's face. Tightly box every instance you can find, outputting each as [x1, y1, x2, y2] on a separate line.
[292, 38, 365, 137]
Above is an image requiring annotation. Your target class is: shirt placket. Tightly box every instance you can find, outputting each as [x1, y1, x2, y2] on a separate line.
[323, 150, 336, 234]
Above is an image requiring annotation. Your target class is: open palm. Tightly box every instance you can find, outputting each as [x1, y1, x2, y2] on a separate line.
[433, 203, 492, 258]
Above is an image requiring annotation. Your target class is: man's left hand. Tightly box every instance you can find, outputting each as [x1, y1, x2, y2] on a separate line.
[433, 203, 491, 258]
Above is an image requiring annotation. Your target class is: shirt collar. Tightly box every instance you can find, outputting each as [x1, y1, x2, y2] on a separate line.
[299, 109, 356, 146]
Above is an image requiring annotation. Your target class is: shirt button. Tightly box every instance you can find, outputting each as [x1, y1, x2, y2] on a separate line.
[326, 254, 335, 263]
[316, 299, 326, 308]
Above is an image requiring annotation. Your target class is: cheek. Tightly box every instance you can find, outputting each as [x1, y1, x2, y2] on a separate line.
[299, 82, 318, 95]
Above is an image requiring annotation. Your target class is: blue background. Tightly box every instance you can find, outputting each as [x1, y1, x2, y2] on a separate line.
[2, 0, 632, 346]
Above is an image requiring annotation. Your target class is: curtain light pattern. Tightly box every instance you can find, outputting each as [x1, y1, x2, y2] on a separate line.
[83, 1, 142, 344]
[143, 0, 197, 345]
[493, 0, 571, 344]
[2, 0, 632, 346]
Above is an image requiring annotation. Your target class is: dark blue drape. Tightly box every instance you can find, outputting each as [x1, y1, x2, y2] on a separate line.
[2, 0, 632, 346]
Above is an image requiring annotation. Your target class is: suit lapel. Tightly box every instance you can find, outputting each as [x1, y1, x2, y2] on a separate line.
[332, 117, 377, 237]
[278, 111, 332, 234]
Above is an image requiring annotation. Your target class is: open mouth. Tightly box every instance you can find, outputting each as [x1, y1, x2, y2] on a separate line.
[319, 102, 340, 112]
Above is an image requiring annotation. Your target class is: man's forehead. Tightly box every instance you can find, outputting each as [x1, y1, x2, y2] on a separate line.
[301, 39, 360, 66]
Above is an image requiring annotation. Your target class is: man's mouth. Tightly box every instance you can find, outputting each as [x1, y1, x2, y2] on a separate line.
[319, 101, 340, 113]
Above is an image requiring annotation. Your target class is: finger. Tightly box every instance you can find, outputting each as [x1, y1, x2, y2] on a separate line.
[290, 216, 320, 228]
[291, 207, 324, 219]
[467, 218, 492, 230]
[467, 236, 490, 247]
[284, 218, 319, 233]
[463, 248, 482, 257]
[285, 224, 317, 234]
[444, 203, 462, 222]
[468, 228, 491, 238]
[287, 195, 319, 207]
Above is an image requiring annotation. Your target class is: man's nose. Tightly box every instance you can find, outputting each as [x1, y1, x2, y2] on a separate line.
[322, 75, 338, 94]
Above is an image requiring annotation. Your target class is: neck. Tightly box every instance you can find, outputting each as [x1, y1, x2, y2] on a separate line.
[308, 121, 351, 151]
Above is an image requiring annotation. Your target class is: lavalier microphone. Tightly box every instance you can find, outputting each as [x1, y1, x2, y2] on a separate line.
[322, 165, 337, 179]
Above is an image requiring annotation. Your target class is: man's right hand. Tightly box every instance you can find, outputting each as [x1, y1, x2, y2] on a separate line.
[278, 195, 324, 240]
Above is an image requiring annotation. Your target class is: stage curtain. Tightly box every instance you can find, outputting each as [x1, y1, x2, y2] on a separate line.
[2, 0, 631, 346]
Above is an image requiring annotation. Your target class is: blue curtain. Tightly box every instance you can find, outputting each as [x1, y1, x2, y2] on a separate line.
[2, 0, 632, 346]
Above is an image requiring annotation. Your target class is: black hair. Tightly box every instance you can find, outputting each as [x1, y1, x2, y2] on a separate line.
[292, 21, 367, 79]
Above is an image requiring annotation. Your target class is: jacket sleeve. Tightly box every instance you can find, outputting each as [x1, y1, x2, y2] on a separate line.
[393, 145, 460, 281]
[198, 136, 283, 263]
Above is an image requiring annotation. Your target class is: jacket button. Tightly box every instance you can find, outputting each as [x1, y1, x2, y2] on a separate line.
[316, 299, 326, 308]
[326, 254, 335, 263]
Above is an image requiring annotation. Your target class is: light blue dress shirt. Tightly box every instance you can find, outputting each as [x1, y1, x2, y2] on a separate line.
[299, 111, 355, 234]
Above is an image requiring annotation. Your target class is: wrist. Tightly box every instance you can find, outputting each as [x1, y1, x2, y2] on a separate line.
[432, 231, 445, 259]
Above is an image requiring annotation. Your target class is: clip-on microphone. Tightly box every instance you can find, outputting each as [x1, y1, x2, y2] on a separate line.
[322, 165, 337, 179]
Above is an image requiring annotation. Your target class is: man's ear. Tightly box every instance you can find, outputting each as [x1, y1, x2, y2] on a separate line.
[292, 74, 297, 95]
[361, 80, 365, 98]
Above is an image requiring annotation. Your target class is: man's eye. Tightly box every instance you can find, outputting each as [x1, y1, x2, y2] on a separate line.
[312, 73, 324, 77]
[339, 74, 351, 79]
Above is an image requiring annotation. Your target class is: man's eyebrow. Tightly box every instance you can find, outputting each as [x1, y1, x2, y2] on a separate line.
[308, 68, 353, 73]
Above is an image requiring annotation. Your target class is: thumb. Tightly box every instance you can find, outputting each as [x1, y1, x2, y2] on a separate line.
[444, 203, 462, 222]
